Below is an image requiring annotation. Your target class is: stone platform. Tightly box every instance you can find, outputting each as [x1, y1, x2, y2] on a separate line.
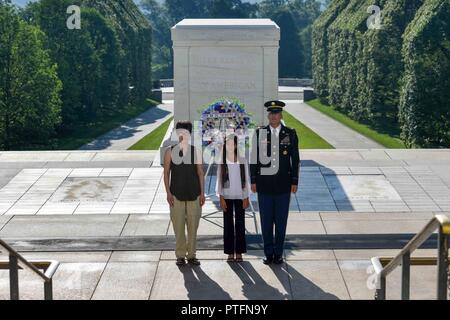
[0, 249, 445, 300]
[1, 149, 450, 216]
[0, 149, 449, 300]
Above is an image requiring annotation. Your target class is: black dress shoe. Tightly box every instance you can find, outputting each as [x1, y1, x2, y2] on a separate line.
[176, 258, 186, 266]
[187, 258, 201, 266]
[273, 255, 284, 265]
[263, 256, 274, 265]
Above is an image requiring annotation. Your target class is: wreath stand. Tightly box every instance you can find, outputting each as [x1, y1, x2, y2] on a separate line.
[201, 118, 259, 235]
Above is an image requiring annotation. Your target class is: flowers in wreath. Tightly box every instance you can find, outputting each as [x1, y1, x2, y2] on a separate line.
[200, 98, 254, 146]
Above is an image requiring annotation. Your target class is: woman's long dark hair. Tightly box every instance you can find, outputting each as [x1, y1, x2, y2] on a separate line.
[221, 135, 246, 189]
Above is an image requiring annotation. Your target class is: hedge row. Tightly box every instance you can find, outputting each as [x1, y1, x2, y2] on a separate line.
[0, 0, 152, 150]
[0, 3, 62, 150]
[27, 0, 152, 126]
[400, 0, 450, 147]
[312, 0, 450, 147]
[83, 0, 153, 103]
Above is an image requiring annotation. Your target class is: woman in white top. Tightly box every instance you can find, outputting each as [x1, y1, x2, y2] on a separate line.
[216, 134, 250, 263]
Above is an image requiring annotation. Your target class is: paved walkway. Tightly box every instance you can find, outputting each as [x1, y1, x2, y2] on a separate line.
[80, 102, 173, 151]
[0, 248, 444, 300]
[284, 101, 383, 149]
[2, 150, 450, 216]
[1, 149, 450, 300]
[100, 87, 380, 150]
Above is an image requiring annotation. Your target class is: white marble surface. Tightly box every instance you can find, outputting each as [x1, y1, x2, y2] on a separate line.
[325, 175, 402, 201]
[1, 150, 450, 215]
[50, 177, 127, 203]
[171, 19, 280, 125]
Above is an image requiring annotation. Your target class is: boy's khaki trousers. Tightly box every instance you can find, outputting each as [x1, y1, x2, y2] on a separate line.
[170, 196, 201, 259]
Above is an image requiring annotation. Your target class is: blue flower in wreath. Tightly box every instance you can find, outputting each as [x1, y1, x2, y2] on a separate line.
[200, 98, 254, 146]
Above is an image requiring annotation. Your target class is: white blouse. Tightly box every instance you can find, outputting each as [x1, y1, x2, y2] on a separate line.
[216, 158, 251, 200]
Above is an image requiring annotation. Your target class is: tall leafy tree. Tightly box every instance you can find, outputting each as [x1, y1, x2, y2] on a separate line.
[259, 0, 322, 77]
[82, 0, 153, 104]
[272, 8, 304, 77]
[141, 0, 322, 80]
[25, 0, 122, 126]
[258, 0, 289, 16]
[208, 0, 258, 18]
[141, 0, 173, 79]
[313, 0, 450, 147]
[400, 0, 450, 147]
[164, 0, 207, 24]
[0, 3, 62, 150]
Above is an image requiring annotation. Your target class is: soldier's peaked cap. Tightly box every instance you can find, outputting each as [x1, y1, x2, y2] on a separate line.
[264, 100, 286, 113]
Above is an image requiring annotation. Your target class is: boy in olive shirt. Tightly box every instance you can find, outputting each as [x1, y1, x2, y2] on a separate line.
[164, 121, 206, 266]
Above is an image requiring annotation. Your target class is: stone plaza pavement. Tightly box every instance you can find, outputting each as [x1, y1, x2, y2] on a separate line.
[0, 249, 445, 300]
[0, 149, 450, 300]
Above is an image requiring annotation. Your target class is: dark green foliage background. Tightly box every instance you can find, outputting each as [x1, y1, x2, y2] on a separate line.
[0, 0, 152, 150]
[400, 0, 450, 147]
[312, 0, 450, 148]
[140, 0, 324, 80]
[0, 2, 62, 150]
[82, 0, 152, 103]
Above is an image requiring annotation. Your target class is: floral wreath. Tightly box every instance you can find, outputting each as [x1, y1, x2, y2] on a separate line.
[199, 98, 254, 146]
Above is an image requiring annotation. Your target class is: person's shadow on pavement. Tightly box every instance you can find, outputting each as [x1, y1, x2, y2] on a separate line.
[273, 262, 340, 300]
[228, 261, 290, 300]
[179, 265, 232, 300]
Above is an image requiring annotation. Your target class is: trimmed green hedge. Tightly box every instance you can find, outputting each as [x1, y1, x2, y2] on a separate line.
[312, 0, 350, 102]
[82, 0, 153, 103]
[0, 3, 62, 150]
[25, 0, 152, 128]
[400, 0, 450, 147]
[312, 0, 450, 148]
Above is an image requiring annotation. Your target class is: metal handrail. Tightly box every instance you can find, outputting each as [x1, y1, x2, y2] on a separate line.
[371, 214, 450, 300]
[0, 239, 59, 300]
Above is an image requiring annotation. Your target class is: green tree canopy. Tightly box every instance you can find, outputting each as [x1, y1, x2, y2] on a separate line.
[24, 0, 123, 126]
[141, 0, 324, 79]
[312, 0, 450, 148]
[400, 0, 450, 147]
[0, 3, 62, 150]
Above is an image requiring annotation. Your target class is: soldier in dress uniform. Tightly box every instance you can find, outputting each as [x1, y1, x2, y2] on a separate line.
[250, 101, 300, 265]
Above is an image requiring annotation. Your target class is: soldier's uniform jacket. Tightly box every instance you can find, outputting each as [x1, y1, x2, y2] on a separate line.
[250, 125, 300, 195]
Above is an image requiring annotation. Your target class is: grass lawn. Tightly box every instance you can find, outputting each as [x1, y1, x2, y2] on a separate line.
[306, 99, 406, 149]
[55, 99, 160, 150]
[128, 112, 332, 150]
[128, 116, 174, 150]
[283, 111, 334, 149]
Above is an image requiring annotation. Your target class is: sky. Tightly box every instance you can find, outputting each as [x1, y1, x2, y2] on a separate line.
[11, 0, 30, 6]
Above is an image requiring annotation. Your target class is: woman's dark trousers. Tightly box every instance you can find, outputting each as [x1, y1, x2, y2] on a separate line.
[223, 199, 247, 254]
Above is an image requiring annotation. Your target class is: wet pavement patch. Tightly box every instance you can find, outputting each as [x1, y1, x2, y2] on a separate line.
[50, 177, 127, 203]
